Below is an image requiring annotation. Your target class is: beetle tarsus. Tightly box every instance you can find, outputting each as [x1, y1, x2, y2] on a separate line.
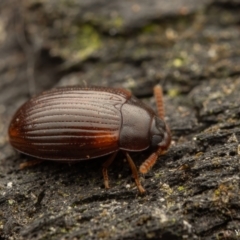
[102, 152, 118, 189]
[124, 152, 146, 194]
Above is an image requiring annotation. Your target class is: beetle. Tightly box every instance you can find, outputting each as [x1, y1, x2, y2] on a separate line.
[8, 85, 171, 193]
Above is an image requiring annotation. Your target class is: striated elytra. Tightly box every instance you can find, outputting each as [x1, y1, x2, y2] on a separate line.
[8, 85, 171, 193]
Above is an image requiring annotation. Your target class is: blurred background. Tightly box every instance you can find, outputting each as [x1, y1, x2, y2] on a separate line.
[1, 0, 240, 239]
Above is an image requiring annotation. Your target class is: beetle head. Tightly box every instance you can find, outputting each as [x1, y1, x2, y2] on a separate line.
[150, 116, 171, 152]
[139, 116, 171, 174]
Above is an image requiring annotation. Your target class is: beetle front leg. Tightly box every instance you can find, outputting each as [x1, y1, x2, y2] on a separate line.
[124, 152, 145, 194]
[102, 152, 118, 189]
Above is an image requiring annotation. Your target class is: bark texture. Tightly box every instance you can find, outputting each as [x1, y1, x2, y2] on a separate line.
[1, 0, 240, 239]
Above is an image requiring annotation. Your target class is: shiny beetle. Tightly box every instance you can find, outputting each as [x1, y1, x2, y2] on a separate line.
[8, 85, 171, 193]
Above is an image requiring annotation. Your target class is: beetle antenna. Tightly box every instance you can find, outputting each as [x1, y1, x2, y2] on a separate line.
[139, 152, 158, 174]
[139, 146, 167, 174]
[154, 85, 165, 119]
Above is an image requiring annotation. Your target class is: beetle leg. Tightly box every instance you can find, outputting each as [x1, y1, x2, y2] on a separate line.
[124, 152, 146, 194]
[102, 152, 118, 189]
[19, 159, 43, 169]
[139, 152, 158, 174]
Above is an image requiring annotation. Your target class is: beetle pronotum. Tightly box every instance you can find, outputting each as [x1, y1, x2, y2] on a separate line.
[9, 85, 171, 193]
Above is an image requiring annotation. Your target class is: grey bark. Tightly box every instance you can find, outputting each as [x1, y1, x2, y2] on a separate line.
[1, 0, 240, 239]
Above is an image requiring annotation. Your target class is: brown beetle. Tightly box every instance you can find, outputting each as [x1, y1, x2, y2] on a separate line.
[8, 85, 171, 193]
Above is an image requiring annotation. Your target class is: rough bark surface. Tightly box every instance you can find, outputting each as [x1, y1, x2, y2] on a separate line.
[1, 0, 240, 239]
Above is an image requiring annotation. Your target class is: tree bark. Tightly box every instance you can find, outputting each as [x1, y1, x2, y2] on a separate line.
[1, 0, 240, 239]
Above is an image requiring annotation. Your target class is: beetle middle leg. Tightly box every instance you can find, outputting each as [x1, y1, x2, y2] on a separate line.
[124, 152, 145, 194]
[102, 152, 118, 189]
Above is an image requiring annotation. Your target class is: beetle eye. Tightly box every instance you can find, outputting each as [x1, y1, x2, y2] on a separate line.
[155, 117, 165, 129]
[151, 134, 163, 148]
[150, 117, 165, 149]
